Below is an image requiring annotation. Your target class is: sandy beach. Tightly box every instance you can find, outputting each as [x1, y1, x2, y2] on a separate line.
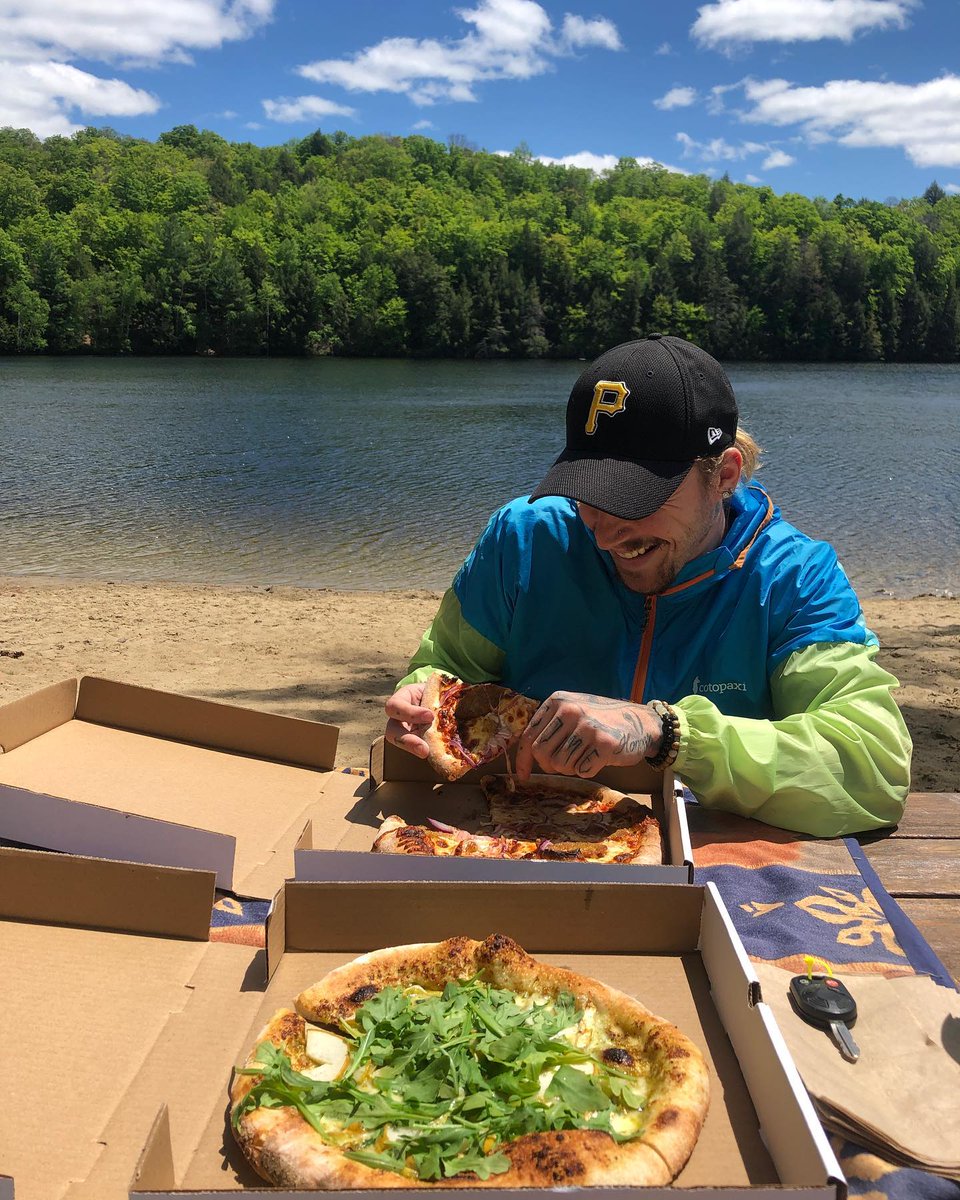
[0, 579, 956, 790]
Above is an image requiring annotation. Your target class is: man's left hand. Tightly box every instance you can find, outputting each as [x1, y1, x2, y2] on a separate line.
[515, 691, 663, 780]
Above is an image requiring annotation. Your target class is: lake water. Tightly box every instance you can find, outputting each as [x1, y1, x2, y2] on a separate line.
[1, 357, 958, 597]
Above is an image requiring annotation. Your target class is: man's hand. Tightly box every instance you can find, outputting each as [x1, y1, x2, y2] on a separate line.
[384, 683, 434, 758]
[515, 691, 663, 780]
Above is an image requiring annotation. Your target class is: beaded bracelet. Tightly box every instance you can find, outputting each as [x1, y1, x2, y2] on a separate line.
[645, 699, 681, 770]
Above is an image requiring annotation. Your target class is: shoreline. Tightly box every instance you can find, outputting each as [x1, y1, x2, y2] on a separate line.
[1, 570, 956, 603]
[1, 578, 956, 789]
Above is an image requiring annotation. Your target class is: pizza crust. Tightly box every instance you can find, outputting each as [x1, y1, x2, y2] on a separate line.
[420, 673, 471, 780]
[234, 936, 709, 1189]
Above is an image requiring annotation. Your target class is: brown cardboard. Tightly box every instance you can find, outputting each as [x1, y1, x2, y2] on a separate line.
[124, 880, 843, 1198]
[0, 846, 219, 1200]
[294, 738, 693, 883]
[0, 676, 341, 896]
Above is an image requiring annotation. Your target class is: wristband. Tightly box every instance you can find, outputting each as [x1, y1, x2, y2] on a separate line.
[645, 700, 680, 770]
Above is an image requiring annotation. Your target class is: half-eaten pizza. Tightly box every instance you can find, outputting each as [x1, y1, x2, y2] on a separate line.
[419, 673, 539, 781]
[372, 774, 662, 866]
[231, 934, 709, 1188]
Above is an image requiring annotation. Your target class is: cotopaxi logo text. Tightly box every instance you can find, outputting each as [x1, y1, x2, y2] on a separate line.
[691, 676, 747, 695]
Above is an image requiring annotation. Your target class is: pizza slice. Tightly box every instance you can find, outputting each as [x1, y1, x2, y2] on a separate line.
[372, 814, 539, 860]
[420, 672, 539, 781]
[231, 935, 710, 1189]
[481, 774, 663, 866]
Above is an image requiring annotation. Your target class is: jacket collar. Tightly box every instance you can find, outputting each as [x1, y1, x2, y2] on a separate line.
[659, 482, 776, 597]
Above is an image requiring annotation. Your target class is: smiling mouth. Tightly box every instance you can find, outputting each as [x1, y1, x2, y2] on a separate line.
[614, 542, 663, 560]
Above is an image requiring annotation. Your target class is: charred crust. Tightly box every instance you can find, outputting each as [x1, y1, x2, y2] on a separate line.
[273, 1012, 306, 1043]
[347, 984, 379, 1005]
[602, 1046, 635, 1067]
[665, 1044, 690, 1059]
[482, 932, 519, 956]
[507, 1132, 590, 1183]
[654, 1106, 680, 1129]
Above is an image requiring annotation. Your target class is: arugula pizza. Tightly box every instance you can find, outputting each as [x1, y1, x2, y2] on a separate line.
[231, 934, 709, 1188]
[420, 673, 539, 781]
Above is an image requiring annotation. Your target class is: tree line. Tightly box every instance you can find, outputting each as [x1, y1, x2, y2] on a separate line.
[1, 123, 959, 360]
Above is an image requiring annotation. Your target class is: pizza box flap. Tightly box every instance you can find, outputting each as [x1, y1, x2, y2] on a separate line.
[0, 844, 216, 939]
[0, 677, 342, 896]
[0, 847, 225, 1200]
[296, 748, 694, 883]
[121, 880, 842, 1198]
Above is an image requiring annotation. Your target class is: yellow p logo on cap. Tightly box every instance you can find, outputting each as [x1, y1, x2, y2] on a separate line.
[585, 380, 630, 435]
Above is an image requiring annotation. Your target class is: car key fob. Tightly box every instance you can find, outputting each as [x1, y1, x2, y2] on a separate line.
[789, 974, 860, 1062]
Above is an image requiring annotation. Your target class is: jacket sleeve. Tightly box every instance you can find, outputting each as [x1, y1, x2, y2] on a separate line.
[673, 640, 912, 836]
[396, 588, 505, 689]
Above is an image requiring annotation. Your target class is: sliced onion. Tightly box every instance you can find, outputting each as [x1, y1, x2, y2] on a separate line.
[428, 817, 458, 833]
[536, 839, 553, 851]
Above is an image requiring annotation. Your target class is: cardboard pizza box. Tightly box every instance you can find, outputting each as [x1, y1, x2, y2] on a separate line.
[292, 736, 694, 883]
[123, 879, 844, 1199]
[0, 845, 250, 1200]
[0, 676, 352, 896]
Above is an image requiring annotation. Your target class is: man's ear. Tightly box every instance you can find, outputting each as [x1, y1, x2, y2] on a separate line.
[718, 447, 743, 497]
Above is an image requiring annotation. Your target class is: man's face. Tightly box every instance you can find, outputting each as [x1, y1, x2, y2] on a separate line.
[577, 468, 725, 595]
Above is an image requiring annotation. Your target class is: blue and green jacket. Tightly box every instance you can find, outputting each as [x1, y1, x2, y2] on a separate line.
[400, 484, 912, 837]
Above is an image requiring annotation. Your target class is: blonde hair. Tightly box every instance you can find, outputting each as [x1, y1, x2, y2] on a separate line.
[696, 429, 762, 487]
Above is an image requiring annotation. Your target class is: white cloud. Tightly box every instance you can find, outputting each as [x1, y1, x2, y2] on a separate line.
[654, 86, 697, 110]
[946, 183, 960, 193]
[744, 173, 762, 182]
[762, 148, 796, 167]
[0, 60, 159, 137]
[677, 130, 769, 160]
[528, 149, 688, 175]
[655, 41, 673, 55]
[0, 0, 275, 64]
[0, 0, 275, 136]
[262, 95, 356, 123]
[692, 0, 915, 48]
[412, 119, 435, 130]
[738, 74, 960, 167]
[560, 13, 622, 50]
[297, 0, 621, 107]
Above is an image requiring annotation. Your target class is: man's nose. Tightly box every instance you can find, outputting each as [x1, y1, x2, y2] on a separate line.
[592, 512, 629, 548]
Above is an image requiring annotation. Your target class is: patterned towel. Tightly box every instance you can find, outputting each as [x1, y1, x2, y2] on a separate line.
[685, 792, 959, 1199]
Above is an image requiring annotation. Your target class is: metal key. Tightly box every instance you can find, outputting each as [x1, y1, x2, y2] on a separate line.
[788, 973, 861, 1063]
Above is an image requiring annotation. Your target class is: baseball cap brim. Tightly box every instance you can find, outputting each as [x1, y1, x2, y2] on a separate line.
[529, 452, 693, 521]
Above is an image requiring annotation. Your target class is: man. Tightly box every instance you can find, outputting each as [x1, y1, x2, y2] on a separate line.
[385, 335, 911, 837]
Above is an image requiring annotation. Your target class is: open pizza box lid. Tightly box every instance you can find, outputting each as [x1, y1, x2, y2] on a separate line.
[121, 879, 843, 1199]
[292, 737, 694, 883]
[0, 844, 246, 1200]
[0, 676, 352, 897]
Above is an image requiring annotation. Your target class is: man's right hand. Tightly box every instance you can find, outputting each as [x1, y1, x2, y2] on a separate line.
[384, 683, 433, 758]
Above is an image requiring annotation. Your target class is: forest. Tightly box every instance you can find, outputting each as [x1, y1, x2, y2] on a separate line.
[1, 123, 959, 360]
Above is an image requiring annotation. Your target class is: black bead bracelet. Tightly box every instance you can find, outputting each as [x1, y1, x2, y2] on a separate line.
[645, 699, 681, 770]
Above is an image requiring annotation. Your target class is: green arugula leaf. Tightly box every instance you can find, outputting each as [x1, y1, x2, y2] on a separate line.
[442, 1150, 512, 1180]
[546, 1065, 613, 1113]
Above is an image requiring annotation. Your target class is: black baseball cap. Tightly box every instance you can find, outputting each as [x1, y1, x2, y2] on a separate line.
[529, 335, 738, 520]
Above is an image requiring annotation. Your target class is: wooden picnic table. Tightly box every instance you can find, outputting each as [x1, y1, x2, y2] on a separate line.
[857, 791, 960, 987]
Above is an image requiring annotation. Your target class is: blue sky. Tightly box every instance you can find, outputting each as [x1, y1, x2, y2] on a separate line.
[2, 0, 959, 201]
